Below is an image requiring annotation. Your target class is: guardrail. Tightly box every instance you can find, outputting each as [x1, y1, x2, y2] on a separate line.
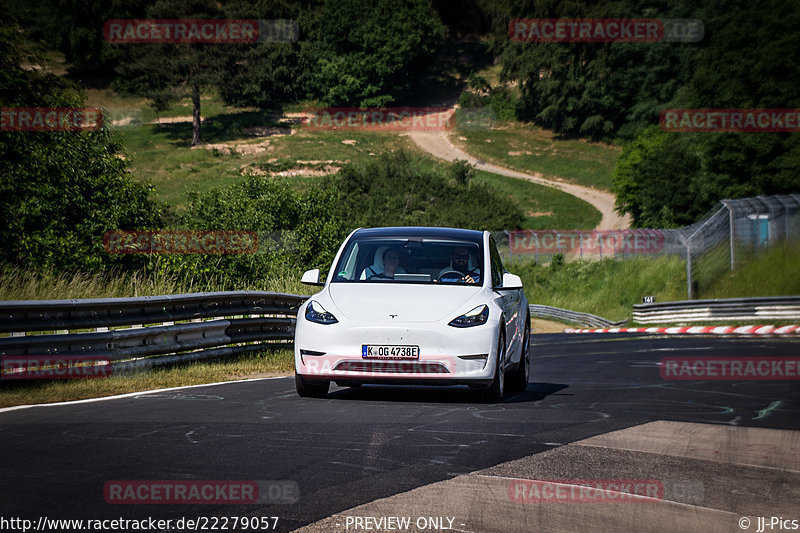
[529, 304, 625, 328]
[0, 292, 308, 374]
[633, 296, 800, 324]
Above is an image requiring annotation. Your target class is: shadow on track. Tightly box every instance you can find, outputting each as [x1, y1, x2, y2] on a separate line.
[325, 382, 569, 404]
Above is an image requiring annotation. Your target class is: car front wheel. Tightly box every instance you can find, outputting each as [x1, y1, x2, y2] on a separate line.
[509, 319, 530, 391]
[484, 328, 506, 403]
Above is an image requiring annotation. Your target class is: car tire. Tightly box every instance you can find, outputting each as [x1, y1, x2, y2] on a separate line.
[509, 318, 530, 391]
[295, 372, 330, 398]
[484, 328, 506, 403]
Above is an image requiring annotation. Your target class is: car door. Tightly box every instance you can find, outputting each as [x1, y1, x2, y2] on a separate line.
[489, 236, 522, 366]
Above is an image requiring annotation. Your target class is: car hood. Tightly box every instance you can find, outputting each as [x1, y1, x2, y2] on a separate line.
[327, 283, 483, 323]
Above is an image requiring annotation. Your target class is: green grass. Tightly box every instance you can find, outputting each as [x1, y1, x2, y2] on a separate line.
[472, 170, 601, 229]
[0, 348, 293, 408]
[452, 122, 620, 191]
[118, 117, 417, 208]
[514, 255, 688, 322]
[86, 88, 414, 207]
[512, 242, 800, 324]
[704, 242, 800, 299]
[0, 265, 317, 301]
[0, 267, 305, 408]
[90, 86, 610, 228]
[87, 89, 248, 122]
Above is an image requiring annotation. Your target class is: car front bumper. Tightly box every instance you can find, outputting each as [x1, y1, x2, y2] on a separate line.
[294, 320, 501, 386]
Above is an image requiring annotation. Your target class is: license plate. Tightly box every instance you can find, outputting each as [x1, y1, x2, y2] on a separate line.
[362, 345, 420, 359]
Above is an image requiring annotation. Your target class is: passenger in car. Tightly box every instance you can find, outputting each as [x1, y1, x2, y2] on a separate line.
[367, 247, 401, 280]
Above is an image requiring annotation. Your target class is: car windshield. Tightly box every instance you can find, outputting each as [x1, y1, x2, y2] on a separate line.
[331, 237, 483, 285]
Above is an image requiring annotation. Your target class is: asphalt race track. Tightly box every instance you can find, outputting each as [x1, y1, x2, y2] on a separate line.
[0, 333, 798, 532]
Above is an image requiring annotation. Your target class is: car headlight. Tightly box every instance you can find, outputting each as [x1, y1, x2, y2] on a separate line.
[448, 304, 489, 328]
[305, 300, 338, 325]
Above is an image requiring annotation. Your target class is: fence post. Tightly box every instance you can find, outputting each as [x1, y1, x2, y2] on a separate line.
[686, 242, 693, 300]
[727, 202, 735, 270]
[598, 231, 602, 257]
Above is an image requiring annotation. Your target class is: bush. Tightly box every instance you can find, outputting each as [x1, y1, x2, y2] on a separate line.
[458, 74, 518, 122]
[323, 151, 525, 231]
[451, 160, 475, 185]
[158, 175, 347, 290]
[0, 22, 161, 275]
[308, 0, 445, 106]
[549, 253, 565, 270]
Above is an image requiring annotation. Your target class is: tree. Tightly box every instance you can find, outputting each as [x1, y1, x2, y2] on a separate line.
[112, 0, 237, 145]
[322, 151, 524, 230]
[165, 174, 346, 289]
[612, 0, 800, 226]
[216, 0, 313, 109]
[0, 21, 161, 273]
[494, 0, 696, 140]
[611, 126, 705, 227]
[307, 0, 445, 107]
[4, 0, 151, 69]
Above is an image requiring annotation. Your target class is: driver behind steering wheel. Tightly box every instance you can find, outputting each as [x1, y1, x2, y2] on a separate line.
[437, 246, 481, 284]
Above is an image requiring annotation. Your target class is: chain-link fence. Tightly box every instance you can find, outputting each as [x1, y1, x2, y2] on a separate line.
[500, 194, 800, 299]
[678, 195, 800, 298]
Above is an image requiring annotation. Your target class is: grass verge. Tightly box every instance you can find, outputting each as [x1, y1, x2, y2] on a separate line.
[452, 122, 620, 191]
[703, 242, 800, 299]
[0, 265, 317, 301]
[118, 118, 415, 208]
[514, 254, 688, 322]
[472, 169, 600, 229]
[515, 242, 800, 324]
[0, 348, 294, 408]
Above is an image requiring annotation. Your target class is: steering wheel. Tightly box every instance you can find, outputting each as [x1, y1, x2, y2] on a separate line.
[436, 270, 474, 283]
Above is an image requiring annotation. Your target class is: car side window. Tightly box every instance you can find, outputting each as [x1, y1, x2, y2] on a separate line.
[489, 237, 503, 287]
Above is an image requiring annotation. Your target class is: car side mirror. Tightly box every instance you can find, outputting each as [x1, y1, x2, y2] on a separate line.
[301, 269, 324, 286]
[495, 272, 523, 290]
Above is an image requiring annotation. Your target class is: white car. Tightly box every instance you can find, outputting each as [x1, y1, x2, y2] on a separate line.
[294, 227, 530, 402]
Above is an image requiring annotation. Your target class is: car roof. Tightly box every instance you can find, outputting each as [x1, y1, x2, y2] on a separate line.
[351, 226, 485, 241]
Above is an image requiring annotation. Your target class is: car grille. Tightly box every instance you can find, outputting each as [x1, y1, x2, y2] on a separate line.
[332, 361, 450, 374]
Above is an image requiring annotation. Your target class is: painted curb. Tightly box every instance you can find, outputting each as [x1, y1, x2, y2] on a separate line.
[563, 325, 800, 335]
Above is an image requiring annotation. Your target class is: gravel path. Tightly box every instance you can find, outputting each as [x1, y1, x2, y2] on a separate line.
[409, 129, 631, 230]
[138, 110, 631, 230]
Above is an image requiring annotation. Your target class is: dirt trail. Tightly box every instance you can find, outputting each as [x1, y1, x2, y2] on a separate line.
[409, 129, 631, 230]
[139, 109, 631, 229]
